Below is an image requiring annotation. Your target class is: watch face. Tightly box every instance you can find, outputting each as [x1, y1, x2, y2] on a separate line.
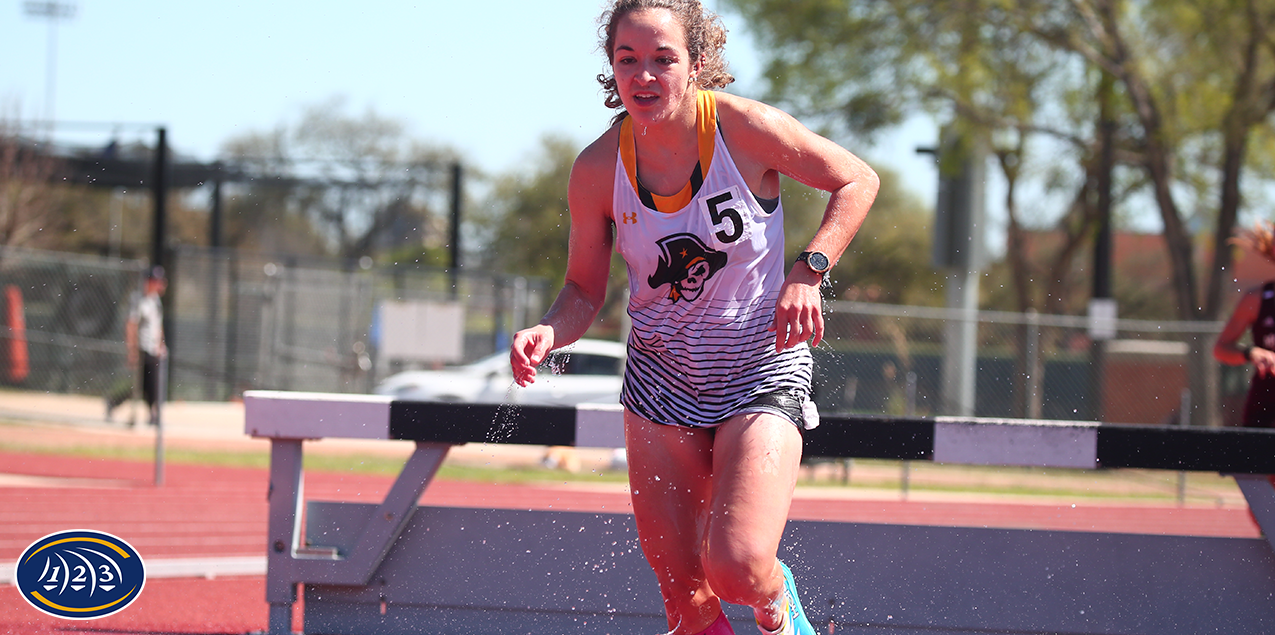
[807, 252, 831, 272]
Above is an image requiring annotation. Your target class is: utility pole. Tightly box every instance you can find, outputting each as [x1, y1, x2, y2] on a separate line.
[449, 161, 463, 299]
[1089, 72, 1117, 422]
[151, 127, 169, 272]
[23, 1, 77, 136]
[922, 124, 988, 417]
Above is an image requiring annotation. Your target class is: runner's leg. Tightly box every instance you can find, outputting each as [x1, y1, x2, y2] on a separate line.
[625, 409, 724, 635]
[702, 412, 804, 631]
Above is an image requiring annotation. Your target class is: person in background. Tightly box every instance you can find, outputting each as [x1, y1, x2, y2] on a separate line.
[1215, 221, 1275, 427]
[107, 266, 166, 426]
[510, 1, 879, 633]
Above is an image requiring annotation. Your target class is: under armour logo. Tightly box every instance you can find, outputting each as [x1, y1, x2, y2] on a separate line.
[621, 212, 637, 225]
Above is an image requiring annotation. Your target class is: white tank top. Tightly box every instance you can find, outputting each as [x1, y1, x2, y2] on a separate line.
[613, 91, 815, 429]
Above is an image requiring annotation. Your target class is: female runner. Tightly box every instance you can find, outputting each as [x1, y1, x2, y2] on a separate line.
[511, 1, 879, 633]
[1215, 221, 1275, 426]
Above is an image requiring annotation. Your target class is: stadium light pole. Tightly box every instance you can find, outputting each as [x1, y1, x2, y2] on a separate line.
[23, 1, 77, 136]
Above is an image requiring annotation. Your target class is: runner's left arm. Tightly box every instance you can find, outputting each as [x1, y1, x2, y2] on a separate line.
[722, 97, 879, 351]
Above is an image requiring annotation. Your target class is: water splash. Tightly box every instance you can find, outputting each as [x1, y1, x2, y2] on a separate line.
[485, 382, 522, 443]
[485, 348, 575, 443]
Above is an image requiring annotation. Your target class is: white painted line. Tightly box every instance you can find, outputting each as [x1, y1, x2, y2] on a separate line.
[244, 391, 392, 440]
[0, 473, 134, 489]
[933, 416, 1101, 429]
[575, 403, 625, 449]
[933, 420, 1099, 469]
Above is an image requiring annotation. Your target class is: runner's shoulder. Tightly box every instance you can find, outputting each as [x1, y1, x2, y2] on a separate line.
[569, 123, 621, 212]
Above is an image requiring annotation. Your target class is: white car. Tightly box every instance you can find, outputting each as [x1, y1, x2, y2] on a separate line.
[373, 338, 627, 406]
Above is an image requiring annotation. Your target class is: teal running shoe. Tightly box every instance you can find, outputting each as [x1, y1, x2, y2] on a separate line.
[779, 560, 816, 635]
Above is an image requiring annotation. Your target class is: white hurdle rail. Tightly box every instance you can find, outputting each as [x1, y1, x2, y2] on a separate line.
[245, 390, 1275, 635]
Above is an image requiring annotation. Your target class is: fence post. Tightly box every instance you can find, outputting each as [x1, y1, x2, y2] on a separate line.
[154, 354, 167, 487]
[901, 371, 918, 499]
[1025, 308, 1042, 419]
[1177, 388, 1191, 505]
[205, 249, 221, 401]
[224, 251, 239, 400]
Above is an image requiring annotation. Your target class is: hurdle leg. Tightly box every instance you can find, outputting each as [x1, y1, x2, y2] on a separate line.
[1234, 474, 1275, 552]
[263, 439, 452, 634]
[336, 441, 450, 574]
[289, 441, 451, 584]
[266, 438, 304, 635]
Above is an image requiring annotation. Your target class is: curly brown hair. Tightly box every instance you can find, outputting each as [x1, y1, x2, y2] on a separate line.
[596, 0, 734, 122]
[1231, 220, 1275, 266]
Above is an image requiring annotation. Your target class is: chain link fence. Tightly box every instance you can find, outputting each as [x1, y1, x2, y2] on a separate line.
[815, 301, 1241, 425]
[168, 246, 549, 401]
[0, 246, 144, 401]
[0, 246, 1247, 427]
[0, 246, 550, 414]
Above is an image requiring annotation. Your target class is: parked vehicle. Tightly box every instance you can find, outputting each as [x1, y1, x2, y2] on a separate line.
[373, 338, 626, 406]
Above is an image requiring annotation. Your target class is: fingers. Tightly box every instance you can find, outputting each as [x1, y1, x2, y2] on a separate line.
[511, 341, 540, 387]
[772, 284, 824, 352]
[810, 308, 825, 349]
[773, 307, 819, 350]
[510, 327, 554, 386]
[1257, 349, 1275, 378]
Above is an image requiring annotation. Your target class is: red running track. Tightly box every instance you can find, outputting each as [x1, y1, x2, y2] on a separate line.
[0, 451, 1261, 634]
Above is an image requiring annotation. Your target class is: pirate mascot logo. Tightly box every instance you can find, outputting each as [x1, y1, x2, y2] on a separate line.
[647, 233, 728, 302]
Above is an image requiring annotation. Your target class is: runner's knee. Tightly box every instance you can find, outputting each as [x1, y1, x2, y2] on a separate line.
[702, 546, 776, 606]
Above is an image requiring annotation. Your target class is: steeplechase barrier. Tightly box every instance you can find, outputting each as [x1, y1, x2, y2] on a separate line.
[245, 390, 1275, 635]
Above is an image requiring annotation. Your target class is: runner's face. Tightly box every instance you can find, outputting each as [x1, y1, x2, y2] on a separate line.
[611, 8, 697, 126]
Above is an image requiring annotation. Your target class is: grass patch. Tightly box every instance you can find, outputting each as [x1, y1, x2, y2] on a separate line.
[0, 438, 272, 469]
[0, 430, 629, 484]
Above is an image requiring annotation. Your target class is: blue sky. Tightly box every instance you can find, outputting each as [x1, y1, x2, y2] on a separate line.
[2, 0, 938, 202]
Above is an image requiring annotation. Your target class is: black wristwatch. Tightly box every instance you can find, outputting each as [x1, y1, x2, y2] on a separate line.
[796, 251, 832, 274]
[796, 251, 833, 287]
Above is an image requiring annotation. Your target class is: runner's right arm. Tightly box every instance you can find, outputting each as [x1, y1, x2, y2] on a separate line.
[511, 129, 618, 387]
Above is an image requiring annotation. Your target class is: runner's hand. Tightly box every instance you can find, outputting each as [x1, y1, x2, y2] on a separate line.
[1254, 347, 1275, 378]
[772, 267, 824, 352]
[511, 326, 555, 386]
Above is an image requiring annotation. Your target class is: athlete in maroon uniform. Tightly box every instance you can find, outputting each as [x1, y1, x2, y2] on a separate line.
[1215, 222, 1275, 426]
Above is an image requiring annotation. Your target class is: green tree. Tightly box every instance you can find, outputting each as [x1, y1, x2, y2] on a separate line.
[0, 120, 209, 259]
[1017, 0, 1275, 322]
[724, 0, 1108, 315]
[473, 135, 577, 286]
[472, 135, 630, 339]
[0, 118, 64, 250]
[219, 96, 462, 261]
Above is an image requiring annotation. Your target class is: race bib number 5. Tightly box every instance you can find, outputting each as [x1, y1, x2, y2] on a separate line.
[699, 186, 749, 245]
